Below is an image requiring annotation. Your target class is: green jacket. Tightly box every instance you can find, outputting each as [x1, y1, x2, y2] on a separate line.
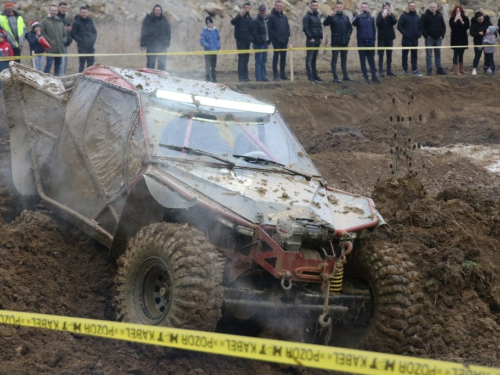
[41, 16, 67, 54]
[0, 11, 25, 48]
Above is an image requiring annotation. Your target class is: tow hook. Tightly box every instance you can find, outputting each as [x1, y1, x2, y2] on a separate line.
[280, 270, 292, 290]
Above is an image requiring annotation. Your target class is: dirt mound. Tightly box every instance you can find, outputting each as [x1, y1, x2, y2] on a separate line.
[370, 176, 500, 366]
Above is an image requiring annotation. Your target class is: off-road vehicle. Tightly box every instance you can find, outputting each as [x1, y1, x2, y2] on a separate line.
[0, 63, 421, 350]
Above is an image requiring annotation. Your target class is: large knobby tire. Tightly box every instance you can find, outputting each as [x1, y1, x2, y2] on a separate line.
[327, 242, 423, 353]
[114, 223, 224, 332]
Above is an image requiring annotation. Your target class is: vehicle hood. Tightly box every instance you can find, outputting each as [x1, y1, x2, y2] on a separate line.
[145, 162, 381, 231]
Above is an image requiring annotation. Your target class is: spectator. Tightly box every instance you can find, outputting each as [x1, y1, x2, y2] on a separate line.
[470, 12, 492, 75]
[353, 2, 380, 84]
[482, 26, 498, 74]
[0, 1, 25, 63]
[57, 2, 72, 76]
[140, 4, 171, 71]
[324, 1, 353, 83]
[231, 2, 252, 82]
[41, 4, 67, 76]
[72, 6, 97, 73]
[0, 29, 13, 72]
[267, 1, 290, 81]
[252, 5, 270, 82]
[420, 2, 446, 75]
[397, 2, 423, 76]
[376, 1, 397, 77]
[303, 0, 324, 83]
[25, 21, 45, 71]
[199, 16, 220, 82]
[449, 5, 469, 76]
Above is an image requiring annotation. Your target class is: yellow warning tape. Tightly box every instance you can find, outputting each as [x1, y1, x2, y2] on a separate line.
[1, 310, 498, 374]
[1, 44, 499, 61]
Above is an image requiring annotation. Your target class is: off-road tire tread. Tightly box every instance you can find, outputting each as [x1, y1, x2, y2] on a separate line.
[114, 222, 223, 332]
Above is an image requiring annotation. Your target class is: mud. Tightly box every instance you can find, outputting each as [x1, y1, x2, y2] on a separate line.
[1, 75, 500, 372]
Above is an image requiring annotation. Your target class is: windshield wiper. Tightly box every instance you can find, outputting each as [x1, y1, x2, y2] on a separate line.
[159, 144, 235, 168]
[232, 154, 311, 181]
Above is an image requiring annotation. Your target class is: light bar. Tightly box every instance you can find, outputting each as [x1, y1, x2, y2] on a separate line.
[156, 89, 275, 114]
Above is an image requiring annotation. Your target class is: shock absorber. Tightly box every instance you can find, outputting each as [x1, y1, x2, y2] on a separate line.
[329, 264, 344, 294]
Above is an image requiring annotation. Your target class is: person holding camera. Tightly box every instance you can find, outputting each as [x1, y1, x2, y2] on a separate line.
[353, 2, 380, 83]
[303, 0, 324, 83]
[397, 2, 423, 76]
[231, 2, 253, 82]
[323, 1, 353, 83]
[376, 1, 397, 77]
[449, 5, 470, 75]
[420, 2, 447, 75]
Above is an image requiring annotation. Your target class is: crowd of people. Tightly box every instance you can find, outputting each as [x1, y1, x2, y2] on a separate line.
[0, 1, 498, 84]
[225, 0, 500, 84]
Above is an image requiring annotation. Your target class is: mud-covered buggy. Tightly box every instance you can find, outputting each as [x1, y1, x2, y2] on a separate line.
[0, 63, 421, 350]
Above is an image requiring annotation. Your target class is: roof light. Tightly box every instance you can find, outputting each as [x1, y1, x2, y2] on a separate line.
[155, 89, 275, 114]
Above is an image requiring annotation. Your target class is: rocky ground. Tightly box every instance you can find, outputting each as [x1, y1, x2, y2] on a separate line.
[0, 74, 500, 373]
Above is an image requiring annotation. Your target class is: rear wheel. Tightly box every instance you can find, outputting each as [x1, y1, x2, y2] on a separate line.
[114, 222, 223, 331]
[319, 241, 423, 353]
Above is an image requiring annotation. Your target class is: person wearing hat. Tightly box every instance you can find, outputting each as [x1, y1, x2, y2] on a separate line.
[0, 1, 26, 62]
[41, 4, 67, 76]
[140, 4, 171, 71]
[71, 6, 97, 73]
[0, 29, 13, 71]
[376, 2, 397, 77]
[251, 5, 270, 81]
[25, 21, 45, 71]
[231, 2, 252, 82]
[199, 16, 220, 82]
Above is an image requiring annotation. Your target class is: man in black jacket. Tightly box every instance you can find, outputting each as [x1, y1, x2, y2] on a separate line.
[323, 1, 353, 83]
[71, 6, 97, 73]
[420, 2, 446, 75]
[303, 0, 324, 83]
[252, 5, 269, 81]
[376, 2, 397, 77]
[57, 2, 72, 75]
[397, 2, 423, 76]
[353, 3, 380, 84]
[140, 4, 171, 71]
[231, 2, 252, 82]
[267, 1, 290, 81]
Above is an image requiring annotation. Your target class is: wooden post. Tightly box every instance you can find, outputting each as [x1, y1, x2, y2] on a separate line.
[289, 44, 294, 82]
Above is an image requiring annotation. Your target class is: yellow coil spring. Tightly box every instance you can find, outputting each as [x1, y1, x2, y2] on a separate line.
[329, 267, 344, 294]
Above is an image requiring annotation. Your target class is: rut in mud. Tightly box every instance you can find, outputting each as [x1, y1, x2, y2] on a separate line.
[1, 76, 500, 373]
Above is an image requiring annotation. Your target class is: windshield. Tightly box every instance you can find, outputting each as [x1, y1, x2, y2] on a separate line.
[143, 97, 320, 176]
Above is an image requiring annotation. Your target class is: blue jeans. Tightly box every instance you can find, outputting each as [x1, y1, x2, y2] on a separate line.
[253, 43, 268, 81]
[357, 40, 377, 79]
[425, 37, 442, 70]
[44, 56, 62, 76]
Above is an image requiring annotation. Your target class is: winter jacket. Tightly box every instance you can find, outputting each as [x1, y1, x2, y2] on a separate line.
[57, 11, 72, 47]
[397, 10, 421, 46]
[199, 26, 220, 51]
[483, 26, 498, 54]
[71, 15, 97, 52]
[323, 12, 352, 46]
[41, 16, 67, 54]
[449, 16, 469, 48]
[251, 15, 269, 45]
[0, 38, 13, 71]
[0, 11, 25, 48]
[231, 12, 252, 41]
[376, 12, 397, 40]
[303, 7, 323, 40]
[25, 30, 44, 54]
[267, 8, 290, 45]
[353, 12, 376, 44]
[140, 5, 171, 49]
[470, 16, 492, 47]
[420, 10, 446, 39]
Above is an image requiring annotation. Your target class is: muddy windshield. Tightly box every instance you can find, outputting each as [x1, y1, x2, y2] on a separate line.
[143, 100, 320, 176]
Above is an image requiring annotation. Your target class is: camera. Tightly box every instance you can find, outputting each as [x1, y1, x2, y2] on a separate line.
[383, 9, 388, 15]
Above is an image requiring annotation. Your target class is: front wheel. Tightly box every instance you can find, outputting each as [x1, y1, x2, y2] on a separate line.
[114, 223, 223, 331]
